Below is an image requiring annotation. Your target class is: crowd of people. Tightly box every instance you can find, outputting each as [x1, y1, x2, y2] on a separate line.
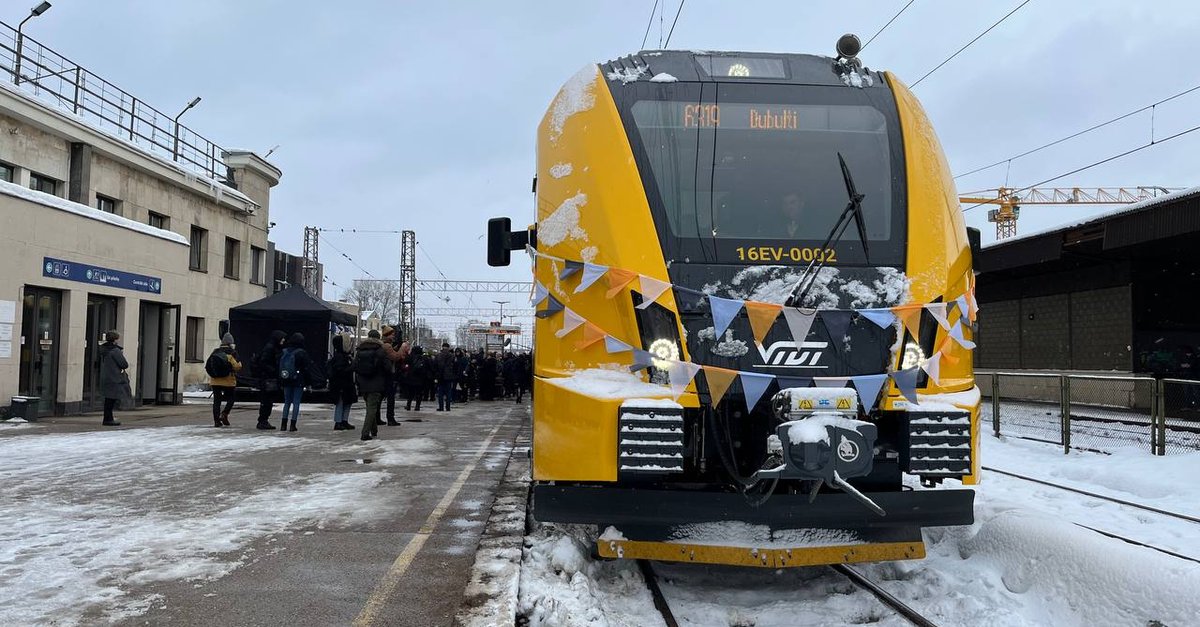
[186, 326, 534, 441]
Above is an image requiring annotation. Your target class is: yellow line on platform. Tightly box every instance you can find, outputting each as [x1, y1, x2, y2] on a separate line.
[353, 418, 508, 627]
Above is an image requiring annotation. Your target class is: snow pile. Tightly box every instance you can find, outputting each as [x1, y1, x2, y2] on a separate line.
[784, 414, 871, 445]
[840, 69, 874, 88]
[702, 266, 910, 309]
[538, 192, 588, 246]
[0, 179, 189, 245]
[549, 65, 598, 139]
[546, 368, 672, 400]
[648, 72, 678, 83]
[518, 523, 665, 627]
[606, 66, 646, 84]
[667, 522, 861, 548]
[360, 436, 444, 467]
[711, 329, 750, 357]
[548, 162, 573, 179]
[580, 245, 599, 262]
[0, 427, 389, 625]
[621, 398, 683, 410]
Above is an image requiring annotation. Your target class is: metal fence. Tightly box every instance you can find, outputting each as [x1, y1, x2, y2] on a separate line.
[981, 372, 1200, 455]
[0, 21, 228, 182]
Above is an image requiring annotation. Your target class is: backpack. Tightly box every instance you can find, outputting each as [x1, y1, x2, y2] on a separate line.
[353, 348, 381, 377]
[205, 350, 233, 378]
[279, 348, 299, 381]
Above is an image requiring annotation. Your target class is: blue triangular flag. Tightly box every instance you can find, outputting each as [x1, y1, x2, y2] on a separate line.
[536, 294, 564, 318]
[891, 367, 920, 403]
[575, 262, 608, 293]
[629, 349, 655, 372]
[859, 308, 896, 330]
[531, 282, 549, 306]
[821, 310, 853, 345]
[851, 374, 888, 411]
[604, 336, 633, 353]
[708, 296, 744, 339]
[776, 376, 811, 391]
[739, 372, 775, 412]
[559, 260, 583, 280]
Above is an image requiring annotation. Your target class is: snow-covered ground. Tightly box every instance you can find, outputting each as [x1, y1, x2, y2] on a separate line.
[0, 425, 442, 625]
[518, 435, 1200, 626]
[997, 399, 1200, 453]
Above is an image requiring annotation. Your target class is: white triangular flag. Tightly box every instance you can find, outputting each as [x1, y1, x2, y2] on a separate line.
[604, 336, 633, 353]
[920, 352, 942, 385]
[555, 308, 586, 338]
[948, 321, 977, 349]
[636, 276, 672, 309]
[926, 302, 950, 331]
[668, 361, 702, 399]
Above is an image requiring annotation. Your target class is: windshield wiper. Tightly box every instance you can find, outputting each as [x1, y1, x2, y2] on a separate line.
[785, 152, 871, 308]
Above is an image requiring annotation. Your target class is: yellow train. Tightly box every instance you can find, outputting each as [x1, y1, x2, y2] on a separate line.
[489, 36, 982, 568]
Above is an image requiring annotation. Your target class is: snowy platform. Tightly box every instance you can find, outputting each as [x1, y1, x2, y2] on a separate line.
[0, 399, 528, 626]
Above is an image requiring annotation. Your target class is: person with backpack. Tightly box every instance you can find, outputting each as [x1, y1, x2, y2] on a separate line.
[435, 342, 458, 412]
[96, 330, 129, 426]
[206, 333, 242, 427]
[381, 327, 407, 427]
[404, 345, 430, 411]
[253, 330, 286, 430]
[327, 334, 358, 431]
[354, 329, 390, 441]
[278, 332, 313, 432]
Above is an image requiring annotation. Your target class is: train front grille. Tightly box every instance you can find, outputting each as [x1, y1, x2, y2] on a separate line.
[907, 411, 972, 478]
[617, 402, 685, 476]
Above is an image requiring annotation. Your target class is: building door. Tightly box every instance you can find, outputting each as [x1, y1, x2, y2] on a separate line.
[82, 295, 119, 411]
[137, 302, 181, 405]
[18, 287, 62, 415]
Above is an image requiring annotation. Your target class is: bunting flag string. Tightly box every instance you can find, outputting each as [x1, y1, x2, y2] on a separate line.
[536, 294, 564, 318]
[708, 296, 744, 339]
[739, 372, 775, 411]
[531, 281, 549, 306]
[927, 302, 951, 331]
[555, 307, 585, 338]
[605, 268, 638, 299]
[604, 335, 633, 354]
[782, 308, 817, 346]
[859, 308, 896, 330]
[702, 365, 739, 406]
[894, 304, 923, 340]
[577, 322, 606, 350]
[575, 262, 607, 293]
[851, 374, 889, 411]
[744, 301, 783, 345]
[560, 260, 583, 280]
[668, 361, 702, 399]
[820, 310, 853, 347]
[636, 275, 673, 309]
[920, 351, 942, 385]
[948, 320, 977, 349]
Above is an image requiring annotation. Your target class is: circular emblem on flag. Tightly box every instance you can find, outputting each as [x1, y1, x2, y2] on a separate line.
[837, 437, 859, 463]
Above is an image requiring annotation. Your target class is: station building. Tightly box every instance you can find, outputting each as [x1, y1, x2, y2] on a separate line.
[0, 35, 283, 417]
[975, 187, 1200, 376]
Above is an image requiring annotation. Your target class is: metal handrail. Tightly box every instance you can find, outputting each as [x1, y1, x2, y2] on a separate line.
[0, 21, 228, 182]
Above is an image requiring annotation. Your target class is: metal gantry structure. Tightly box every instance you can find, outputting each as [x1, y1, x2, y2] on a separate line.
[301, 226, 320, 294]
[960, 186, 1179, 239]
[415, 279, 532, 293]
[399, 230, 417, 342]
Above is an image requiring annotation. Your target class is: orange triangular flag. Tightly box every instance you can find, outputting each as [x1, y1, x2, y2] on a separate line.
[936, 335, 960, 365]
[893, 304, 923, 340]
[743, 301, 783, 345]
[605, 268, 638, 299]
[576, 322, 606, 350]
[702, 365, 738, 407]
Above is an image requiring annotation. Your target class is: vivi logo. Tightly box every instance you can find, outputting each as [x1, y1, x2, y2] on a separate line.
[753, 341, 829, 369]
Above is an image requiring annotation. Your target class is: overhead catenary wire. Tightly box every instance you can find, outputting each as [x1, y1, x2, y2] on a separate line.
[317, 232, 377, 279]
[417, 242, 449, 280]
[640, 0, 661, 49]
[955, 83, 1200, 179]
[911, 0, 1032, 88]
[664, 0, 686, 48]
[861, 0, 916, 51]
[960, 122, 1200, 213]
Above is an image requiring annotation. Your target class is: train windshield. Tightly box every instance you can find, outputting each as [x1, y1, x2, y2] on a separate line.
[627, 83, 906, 265]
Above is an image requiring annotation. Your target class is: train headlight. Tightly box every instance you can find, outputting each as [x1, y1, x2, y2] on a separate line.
[727, 63, 751, 77]
[648, 338, 680, 370]
[901, 340, 925, 370]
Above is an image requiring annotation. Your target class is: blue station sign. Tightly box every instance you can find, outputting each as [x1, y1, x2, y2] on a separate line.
[42, 257, 162, 294]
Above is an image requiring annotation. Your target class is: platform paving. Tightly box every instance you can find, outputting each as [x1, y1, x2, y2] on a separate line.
[0, 396, 528, 627]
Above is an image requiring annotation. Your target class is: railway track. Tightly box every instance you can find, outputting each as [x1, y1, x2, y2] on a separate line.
[984, 465, 1200, 565]
[637, 559, 940, 627]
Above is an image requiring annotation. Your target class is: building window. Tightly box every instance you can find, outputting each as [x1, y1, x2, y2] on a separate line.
[185, 317, 204, 362]
[189, 226, 208, 272]
[29, 172, 58, 195]
[0, 162, 14, 183]
[250, 246, 266, 285]
[96, 194, 119, 215]
[224, 237, 241, 280]
[148, 211, 169, 230]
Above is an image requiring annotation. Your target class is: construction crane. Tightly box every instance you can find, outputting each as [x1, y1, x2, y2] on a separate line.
[960, 187, 1179, 239]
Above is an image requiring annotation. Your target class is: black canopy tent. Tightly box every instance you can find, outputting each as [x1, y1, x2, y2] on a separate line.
[228, 285, 357, 390]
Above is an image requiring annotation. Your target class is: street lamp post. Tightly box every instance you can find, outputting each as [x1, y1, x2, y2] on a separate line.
[172, 96, 202, 162]
[13, 2, 52, 85]
[493, 300, 509, 325]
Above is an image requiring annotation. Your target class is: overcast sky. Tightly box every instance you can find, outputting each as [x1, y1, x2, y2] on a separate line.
[24, 1, 1200, 333]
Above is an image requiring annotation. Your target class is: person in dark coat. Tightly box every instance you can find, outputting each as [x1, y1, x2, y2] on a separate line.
[327, 334, 358, 431]
[404, 345, 430, 411]
[354, 330, 390, 441]
[278, 332, 314, 432]
[96, 330, 129, 426]
[478, 353, 499, 401]
[381, 328, 406, 426]
[435, 343, 458, 412]
[254, 330, 286, 430]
